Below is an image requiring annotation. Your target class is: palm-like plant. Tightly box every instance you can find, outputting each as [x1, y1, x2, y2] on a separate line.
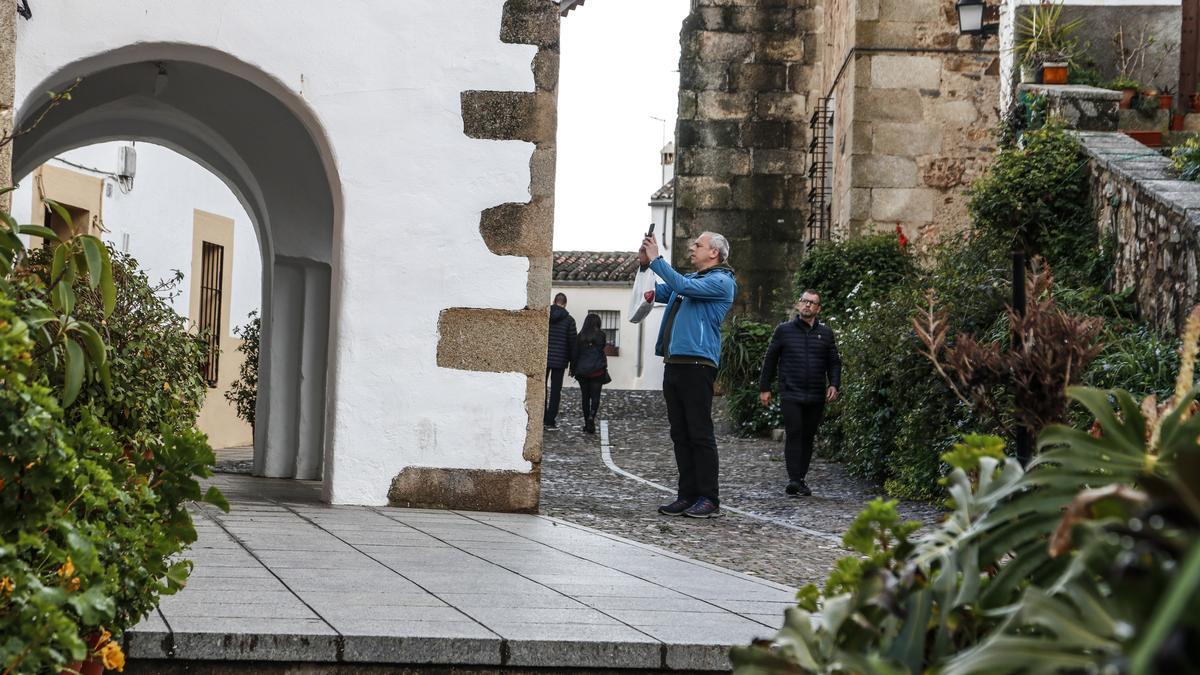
[732, 308, 1200, 674]
[1013, 1, 1085, 69]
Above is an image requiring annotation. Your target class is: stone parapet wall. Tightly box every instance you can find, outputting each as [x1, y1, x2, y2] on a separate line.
[1018, 84, 1120, 132]
[1080, 131, 1200, 334]
[675, 0, 821, 318]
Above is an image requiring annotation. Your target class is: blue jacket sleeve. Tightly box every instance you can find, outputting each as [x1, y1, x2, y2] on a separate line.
[654, 282, 671, 303]
[649, 257, 733, 300]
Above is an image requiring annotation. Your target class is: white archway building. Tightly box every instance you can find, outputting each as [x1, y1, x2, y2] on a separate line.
[12, 1, 559, 508]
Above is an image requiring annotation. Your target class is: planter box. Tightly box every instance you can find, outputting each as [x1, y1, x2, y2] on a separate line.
[1041, 62, 1069, 85]
[1123, 130, 1163, 147]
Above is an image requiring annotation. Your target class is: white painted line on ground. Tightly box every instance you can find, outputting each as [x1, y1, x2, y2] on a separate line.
[598, 420, 844, 545]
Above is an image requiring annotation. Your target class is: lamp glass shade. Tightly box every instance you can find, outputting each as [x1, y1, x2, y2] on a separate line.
[956, 1, 985, 33]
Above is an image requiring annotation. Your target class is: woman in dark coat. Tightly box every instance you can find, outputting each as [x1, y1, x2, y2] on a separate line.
[572, 313, 610, 434]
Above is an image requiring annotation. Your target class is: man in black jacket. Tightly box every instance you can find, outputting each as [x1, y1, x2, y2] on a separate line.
[545, 293, 577, 430]
[758, 289, 841, 497]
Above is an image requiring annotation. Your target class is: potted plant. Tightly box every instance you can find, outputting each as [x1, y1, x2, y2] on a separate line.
[1013, 1, 1083, 84]
[1019, 59, 1038, 84]
[1157, 84, 1175, 110]
[1107, 75, 1140, 109]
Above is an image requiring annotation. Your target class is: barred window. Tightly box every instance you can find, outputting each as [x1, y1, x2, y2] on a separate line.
[199, 241, 224, 387]
[589, 309, 620, 356]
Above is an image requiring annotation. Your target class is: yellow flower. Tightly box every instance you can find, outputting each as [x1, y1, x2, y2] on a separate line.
[0, 576, 14, 594]
[99, 641, 125, 671]
[57, 557, 75, 580]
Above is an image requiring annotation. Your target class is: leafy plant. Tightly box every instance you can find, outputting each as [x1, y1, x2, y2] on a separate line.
[1171, 136, 1200, 181]
[1013, 1, 1084, 67]
[967, 121, 1097, 288]
[719, 317, 781, 436]
[791, 233, 914, 319]
[732, 308, 1200, 674]
[0, 200, 226, 672]
[226, 311, 260, 428]
[915, 261, 1106, 437]
[1107, 74, 1141, 91]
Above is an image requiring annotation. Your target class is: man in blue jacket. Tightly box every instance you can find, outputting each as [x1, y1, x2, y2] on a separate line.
[758, 289, 841, 497]
[638, 231, 737, 518]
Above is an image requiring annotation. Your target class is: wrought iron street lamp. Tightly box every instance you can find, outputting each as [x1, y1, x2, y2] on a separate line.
[955, 0, 998, 36]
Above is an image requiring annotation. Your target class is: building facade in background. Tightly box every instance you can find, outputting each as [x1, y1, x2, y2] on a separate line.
[12, 143, 262, 449]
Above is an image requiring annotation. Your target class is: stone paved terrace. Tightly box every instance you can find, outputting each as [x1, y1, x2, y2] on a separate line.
[124, 473, 794, 673]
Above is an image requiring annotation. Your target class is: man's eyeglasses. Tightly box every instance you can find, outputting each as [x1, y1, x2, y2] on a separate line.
[798, 299, 819, 306]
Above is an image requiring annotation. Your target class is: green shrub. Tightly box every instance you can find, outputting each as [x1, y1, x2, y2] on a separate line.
[824, 233, 1009, 499]
[967, 121, 1097, 287]
[0, 294, 113, 673]
[791, 233, 915, 319]
[226, 310, 260, 428]
[718, 317, 780, 436]
[1171, 136, 1200, 181]
[1, 209, 226, 671]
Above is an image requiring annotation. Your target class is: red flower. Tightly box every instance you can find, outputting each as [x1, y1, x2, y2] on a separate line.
[896, 224, 909, 248]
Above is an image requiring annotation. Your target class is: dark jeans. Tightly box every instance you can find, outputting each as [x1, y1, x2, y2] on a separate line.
[782, 400, 825, 482]
[663, 363, 719, 504]
[544, 367, 565, 425]
[579, 378, 603, 421]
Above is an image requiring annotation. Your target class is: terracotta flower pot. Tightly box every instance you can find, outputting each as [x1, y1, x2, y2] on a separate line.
[1159, 94, 1174, 110]
[1172, 114, 1186, 131]
[1120, 88, 1137, 109]
[1041, 62, 1069, 85]
[1124, 130, 1162, 147]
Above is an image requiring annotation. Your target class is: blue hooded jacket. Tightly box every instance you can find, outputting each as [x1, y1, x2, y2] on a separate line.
[649, 256, 737, 365]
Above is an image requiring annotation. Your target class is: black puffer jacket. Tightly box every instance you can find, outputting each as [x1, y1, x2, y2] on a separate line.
[758, 317, 842, 403]
[547, 305, 577, 369]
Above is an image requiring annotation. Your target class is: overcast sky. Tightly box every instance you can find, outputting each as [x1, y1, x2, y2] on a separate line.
[553, 0, 691, 253]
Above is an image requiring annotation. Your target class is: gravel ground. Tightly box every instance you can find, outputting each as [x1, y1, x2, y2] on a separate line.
[541, 389, 943, 588]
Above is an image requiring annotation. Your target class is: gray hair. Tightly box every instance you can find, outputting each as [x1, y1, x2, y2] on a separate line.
[701, 231, 730, 262]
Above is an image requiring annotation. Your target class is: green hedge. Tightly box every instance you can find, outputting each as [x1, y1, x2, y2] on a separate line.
[722, 125, 1180, 501]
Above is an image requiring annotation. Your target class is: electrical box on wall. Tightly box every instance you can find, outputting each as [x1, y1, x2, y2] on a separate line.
[117, 145, 137, 179]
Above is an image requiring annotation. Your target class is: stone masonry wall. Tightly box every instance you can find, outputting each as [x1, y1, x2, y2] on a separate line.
[824, 0, 1000, 250]
[1081, 131, 1200, 335]
[409, 0, 560, 512]
[675, 0, 822, 318]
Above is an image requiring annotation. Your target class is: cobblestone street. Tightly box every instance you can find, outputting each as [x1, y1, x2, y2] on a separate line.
[541, 389, 942, 589]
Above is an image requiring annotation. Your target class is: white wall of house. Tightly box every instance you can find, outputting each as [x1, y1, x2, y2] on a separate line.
[11, 142, 261, 328]
[549, 284, 666, 391]
[15, 0, 542, 505]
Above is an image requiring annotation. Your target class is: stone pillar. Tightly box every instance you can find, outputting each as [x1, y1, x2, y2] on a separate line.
[0, 7, 15, 206]
[675, 1, 820, 319]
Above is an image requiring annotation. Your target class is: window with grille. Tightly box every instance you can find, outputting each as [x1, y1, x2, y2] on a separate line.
[199, 241, 224, 387]
[590, 309, 620, 356]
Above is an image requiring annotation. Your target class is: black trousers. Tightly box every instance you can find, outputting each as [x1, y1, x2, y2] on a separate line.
[544, 367, 565, 425]
[782, 400, 825, 482]
[579, 378, 603, 421]
[663, 363, 719, 504]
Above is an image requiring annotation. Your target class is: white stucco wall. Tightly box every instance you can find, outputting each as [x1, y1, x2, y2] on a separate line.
[11, 142, 261, 327]
[14, 1, 542, 505]
[549, 284, 666, 392]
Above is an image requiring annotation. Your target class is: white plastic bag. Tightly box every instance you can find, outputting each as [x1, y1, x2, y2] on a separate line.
[628, 267, 657, 324]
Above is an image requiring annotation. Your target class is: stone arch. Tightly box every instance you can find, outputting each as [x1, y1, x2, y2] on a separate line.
[14, 44, 342, 482]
